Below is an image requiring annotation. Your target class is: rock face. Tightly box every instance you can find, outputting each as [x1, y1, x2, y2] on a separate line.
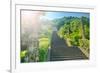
[50, 31, 87, 61]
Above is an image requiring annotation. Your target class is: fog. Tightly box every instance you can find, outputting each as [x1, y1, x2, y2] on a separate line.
[21, 10, 45, 35]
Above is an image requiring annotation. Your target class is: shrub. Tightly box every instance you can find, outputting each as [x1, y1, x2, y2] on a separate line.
[20, 50, 27, 62]
[38, 37, 50, 61]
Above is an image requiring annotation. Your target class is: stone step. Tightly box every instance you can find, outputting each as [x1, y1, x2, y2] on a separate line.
[50, 56, 87, 61]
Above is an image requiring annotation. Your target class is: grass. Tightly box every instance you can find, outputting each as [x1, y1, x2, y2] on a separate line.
[39, 37, 49, 49]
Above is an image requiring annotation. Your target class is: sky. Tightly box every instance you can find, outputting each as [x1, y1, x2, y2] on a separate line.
[40, 11, 90, 20]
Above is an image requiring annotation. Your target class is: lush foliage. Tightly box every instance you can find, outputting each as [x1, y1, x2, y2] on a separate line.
[56, 16, 90, 55]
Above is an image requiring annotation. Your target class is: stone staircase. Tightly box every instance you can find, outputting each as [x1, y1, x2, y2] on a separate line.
[50, 31, 88, 61]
